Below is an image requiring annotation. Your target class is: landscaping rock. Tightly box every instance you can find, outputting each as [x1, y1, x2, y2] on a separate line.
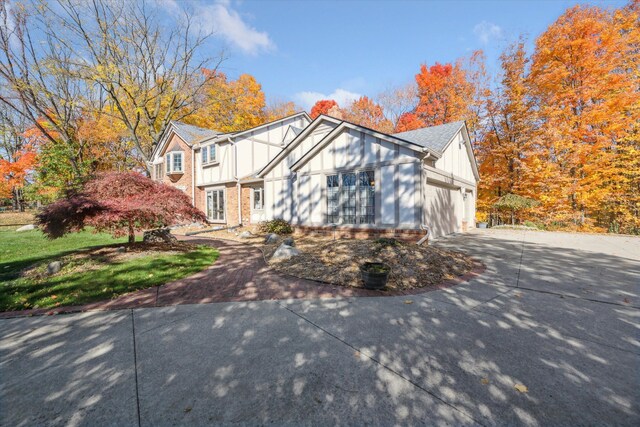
[115, 246, 126, 253]
[239, 231, 253, 239]
[47, 261, 62, 275]
[283, 237, 295, 247]
[143, 228, 177, 243]
[265, 233, 279, 244]
[16, 224, 35, 232]
[271, 243, 300, 260]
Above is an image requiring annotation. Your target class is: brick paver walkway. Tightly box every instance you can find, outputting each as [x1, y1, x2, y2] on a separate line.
[0, 236, 483, 318]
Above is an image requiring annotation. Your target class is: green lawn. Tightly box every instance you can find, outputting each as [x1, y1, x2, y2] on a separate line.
[0, 229, 219, 312]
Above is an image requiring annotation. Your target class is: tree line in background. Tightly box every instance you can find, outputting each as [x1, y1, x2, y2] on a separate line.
[1, 0, 638, 234]
[0, 0, 297, 208]
[310, 1, 639, 234]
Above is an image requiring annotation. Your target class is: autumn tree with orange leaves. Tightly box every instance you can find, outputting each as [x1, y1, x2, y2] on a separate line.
[475, 1, 640, 233]
[343, 96, 394, 133]
[310, 100, 339, 119]
[0, 109, 36, 210]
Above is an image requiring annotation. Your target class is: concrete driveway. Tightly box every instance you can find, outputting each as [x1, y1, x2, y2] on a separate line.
[1, 229, 638, 426]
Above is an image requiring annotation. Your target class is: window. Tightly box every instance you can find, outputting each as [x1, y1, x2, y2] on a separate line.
[165, 152, 183, 174]
[206, 189, 225, 221]
[327, 175, 340, 223]
[358, 171, 375, 224]
[341, 173, 357, 224]
[326, 170, 375, 225]
[201, 145, 216, 164]
[154, 163, 163, 181]
[202, 146, 208, 164]
[253, 186, 263, 210]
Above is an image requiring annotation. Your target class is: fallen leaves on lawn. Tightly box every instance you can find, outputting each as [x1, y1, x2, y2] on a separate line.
[514, 383, 528, 393]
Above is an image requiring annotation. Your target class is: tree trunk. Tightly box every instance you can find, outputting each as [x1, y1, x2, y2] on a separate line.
[128, 222, 135, 244]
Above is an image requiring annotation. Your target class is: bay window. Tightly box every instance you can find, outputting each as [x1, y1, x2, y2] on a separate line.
[326, 170, 375, 225]
[165, 152, 183, 174]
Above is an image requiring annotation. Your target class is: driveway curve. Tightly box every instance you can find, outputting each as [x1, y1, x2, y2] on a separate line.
[1, 229, 638, 426]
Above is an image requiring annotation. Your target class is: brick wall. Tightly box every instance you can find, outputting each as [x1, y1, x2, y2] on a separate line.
[293, 225, 427, 243]
[156, 134, 194, 204]
[225, 183, 239, 226]
[241, 186, 252, 225]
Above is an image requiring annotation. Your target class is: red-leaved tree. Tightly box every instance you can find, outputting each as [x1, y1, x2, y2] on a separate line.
[36, 172, 206, 244]
[310, 99, 339, 119]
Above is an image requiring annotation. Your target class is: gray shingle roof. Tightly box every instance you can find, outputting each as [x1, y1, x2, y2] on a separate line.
[171, 121, 222, 145]
[392, 120, 465, 153]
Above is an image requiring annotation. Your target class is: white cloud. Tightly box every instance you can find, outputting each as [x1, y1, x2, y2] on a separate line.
[473, 21, 503, 44]
[160, 0, 274, 55]
[294, 88, 362, 110]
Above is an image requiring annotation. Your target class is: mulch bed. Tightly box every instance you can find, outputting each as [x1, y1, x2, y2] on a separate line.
[198, 229, 475, 291]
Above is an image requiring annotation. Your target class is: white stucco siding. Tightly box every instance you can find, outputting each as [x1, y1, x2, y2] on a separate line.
[380, 164, 396, 225]
[398, 163, 416, 226]
[364, 133, 377, 164]
[265, 180, 274, 219]
[198, 142, 233, 185]
[266, 120, 338, 181]
[435, 131, 475, 183]
[265, 124, 425, 229]
[380, 140, 395, 162]
[310, 174, 323, 223]
[298, 174, 310, 223]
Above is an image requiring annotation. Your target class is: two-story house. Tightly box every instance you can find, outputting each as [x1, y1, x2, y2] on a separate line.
[150, 112, 311, 227]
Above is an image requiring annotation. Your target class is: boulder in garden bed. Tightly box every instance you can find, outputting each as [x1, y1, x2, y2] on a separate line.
[143, 228, 177, 243]
[265, 233, 279, 244]
[239, 231, 253, 239]
[283, 237, 295, 247]
[271, 243, 300, 260]
[47, 261, 62, 275]
[16, 224, 36, 232]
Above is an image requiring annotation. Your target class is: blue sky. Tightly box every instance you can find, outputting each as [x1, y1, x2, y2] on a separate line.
[163, 0, 627, 109]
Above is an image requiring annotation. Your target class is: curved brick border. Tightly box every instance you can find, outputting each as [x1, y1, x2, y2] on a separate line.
[0, 236, 485, 319]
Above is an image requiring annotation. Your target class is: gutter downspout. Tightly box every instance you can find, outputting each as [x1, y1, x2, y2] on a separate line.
[191, 149, 196, 206]
[232, 137, 242, 226]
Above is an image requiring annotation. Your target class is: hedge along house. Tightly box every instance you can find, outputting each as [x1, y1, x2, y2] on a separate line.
[150, 112, 312, 226]
[257, 116, 479, 239]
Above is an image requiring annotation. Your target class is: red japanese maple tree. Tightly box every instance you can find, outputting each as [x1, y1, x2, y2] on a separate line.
[36, 172, 206, 244]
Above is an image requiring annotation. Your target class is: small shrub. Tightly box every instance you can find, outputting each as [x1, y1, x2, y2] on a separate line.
[258, 218, 293, 235]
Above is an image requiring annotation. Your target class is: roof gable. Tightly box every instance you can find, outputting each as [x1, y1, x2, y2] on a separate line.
[256, 115, 341, 177]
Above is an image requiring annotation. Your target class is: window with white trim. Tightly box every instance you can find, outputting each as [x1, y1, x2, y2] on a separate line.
[154, 163, 163, 181]
[206, 189, 225, 221]
[326, 170, 375, 225]
[253, 186, 263, 210]
[165, 152, 183, 173]
[201, 145, 216, 164]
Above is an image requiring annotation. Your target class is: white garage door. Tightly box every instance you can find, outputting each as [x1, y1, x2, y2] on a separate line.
[423, 183, 462, 238]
